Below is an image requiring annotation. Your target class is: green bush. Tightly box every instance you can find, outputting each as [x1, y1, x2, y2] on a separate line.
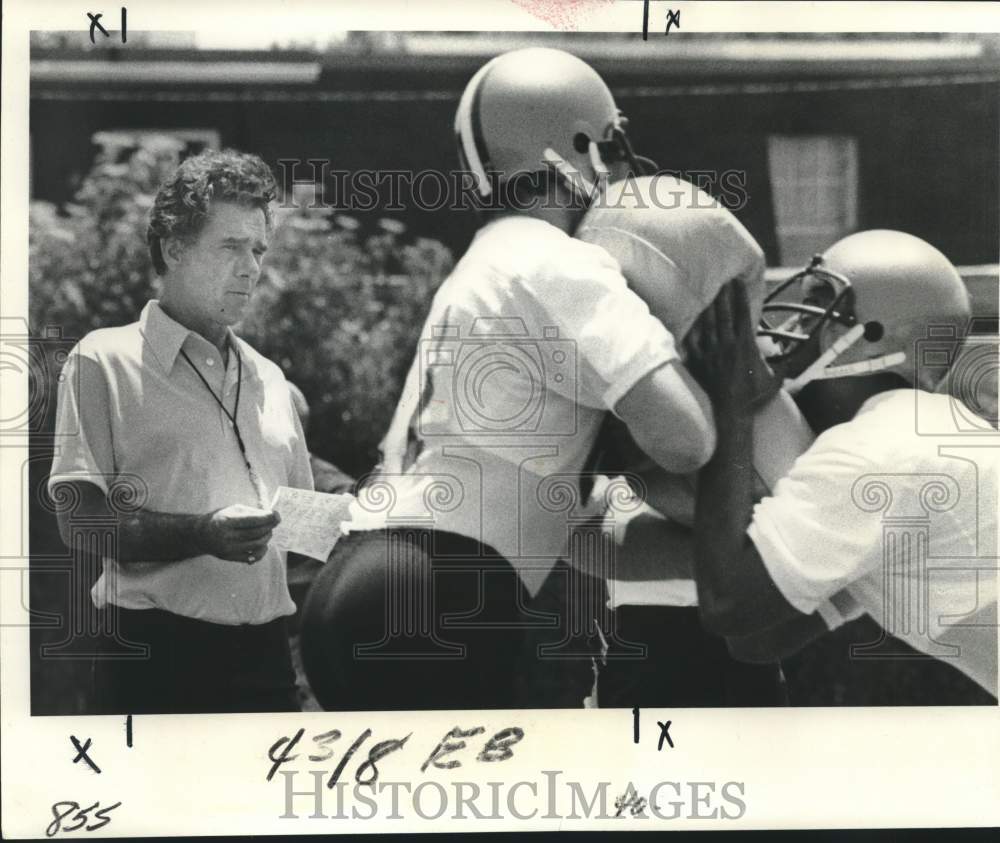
[29, 133, 453, 474]
[29, 132, 177, 335]
[241, 203, 452, 475]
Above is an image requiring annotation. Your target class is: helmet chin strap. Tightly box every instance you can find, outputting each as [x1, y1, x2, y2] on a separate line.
[542, 145, 607, 207]
[587, 139, 610, 184]
[784, 322, 907, 395]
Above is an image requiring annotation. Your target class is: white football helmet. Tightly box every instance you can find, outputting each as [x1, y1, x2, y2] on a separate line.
[454, 48, 653, 203]
[760, 230, 972, 393]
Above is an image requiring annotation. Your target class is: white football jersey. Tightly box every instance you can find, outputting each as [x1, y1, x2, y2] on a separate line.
[750, 389, 998, 694]
[349, 215, 679, 596]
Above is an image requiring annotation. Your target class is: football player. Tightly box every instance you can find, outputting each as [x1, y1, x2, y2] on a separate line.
[301, 48, 718, 709]
[685, 230, 997, 698]
[573, 173, 816, 706]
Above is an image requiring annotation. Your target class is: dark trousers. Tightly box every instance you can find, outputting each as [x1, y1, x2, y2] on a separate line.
[92, 606, 299, 714]
[597, 605, 789, 708]
[300, 529, 598, 710]
[514, 557, 604, 707]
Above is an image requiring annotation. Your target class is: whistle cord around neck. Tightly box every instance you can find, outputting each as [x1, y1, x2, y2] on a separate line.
[179, 344, 255, 482]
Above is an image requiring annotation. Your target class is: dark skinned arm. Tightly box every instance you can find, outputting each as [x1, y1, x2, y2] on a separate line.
[724, 612, 831, 663]
[727, 587, 866, 662]
[684, 279, 811, 638]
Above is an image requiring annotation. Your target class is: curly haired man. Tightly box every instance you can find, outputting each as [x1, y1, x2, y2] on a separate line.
[48, 149, 314, 713]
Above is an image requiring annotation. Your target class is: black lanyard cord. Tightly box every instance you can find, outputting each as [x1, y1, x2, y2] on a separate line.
[179, 344, 252, 474]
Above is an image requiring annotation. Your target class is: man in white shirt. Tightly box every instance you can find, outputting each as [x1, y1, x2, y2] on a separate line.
[685, 230, 997, 699]
[49, 150, 314, 713]
[300, 48, 717, 709]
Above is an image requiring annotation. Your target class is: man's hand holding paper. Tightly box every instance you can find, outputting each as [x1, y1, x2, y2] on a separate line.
[269, 487, 355, 562]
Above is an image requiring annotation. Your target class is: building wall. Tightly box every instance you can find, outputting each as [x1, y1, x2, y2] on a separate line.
[30, 67, 999, 268]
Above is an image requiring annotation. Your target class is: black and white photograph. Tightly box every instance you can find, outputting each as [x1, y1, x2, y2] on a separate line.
[3, 0, 1000, 836]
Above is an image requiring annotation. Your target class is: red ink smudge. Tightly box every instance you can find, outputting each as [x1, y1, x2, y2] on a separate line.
[510, 0, 615, 32]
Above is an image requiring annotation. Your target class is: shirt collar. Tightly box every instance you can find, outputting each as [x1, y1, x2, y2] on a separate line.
[857, 388, 918, 417]
[140, 300, 239, 374]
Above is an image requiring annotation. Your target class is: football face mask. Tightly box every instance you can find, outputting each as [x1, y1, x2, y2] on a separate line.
[596, 113, 660, 179]
[758, 256, 905, 395]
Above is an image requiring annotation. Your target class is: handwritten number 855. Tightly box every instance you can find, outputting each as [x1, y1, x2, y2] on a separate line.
[46, 801, 121, 837]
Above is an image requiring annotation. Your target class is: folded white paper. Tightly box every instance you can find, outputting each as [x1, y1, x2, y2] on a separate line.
[269, 487, 355, 562]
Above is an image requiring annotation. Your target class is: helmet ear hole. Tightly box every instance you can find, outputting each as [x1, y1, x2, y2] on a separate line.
[864, 321, 885, 342]
[573, 132, 591, 154]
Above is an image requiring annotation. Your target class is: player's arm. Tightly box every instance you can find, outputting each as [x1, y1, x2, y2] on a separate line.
[726, 589, 865, 662]
[724, 612, 830, 663]
[587, 415, 698, 525]
[691, 414, 803, 637]
[684, 279, 809, 637]
[538, 252, 716, 476]
[615, 360, 716, 475]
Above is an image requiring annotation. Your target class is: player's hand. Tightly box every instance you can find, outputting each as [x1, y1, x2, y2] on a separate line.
[197, 504, 281, 564]
[685, 279, 779, 410]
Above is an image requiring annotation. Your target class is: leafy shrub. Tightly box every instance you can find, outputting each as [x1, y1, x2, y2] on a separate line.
[241, 201, 452, 474]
